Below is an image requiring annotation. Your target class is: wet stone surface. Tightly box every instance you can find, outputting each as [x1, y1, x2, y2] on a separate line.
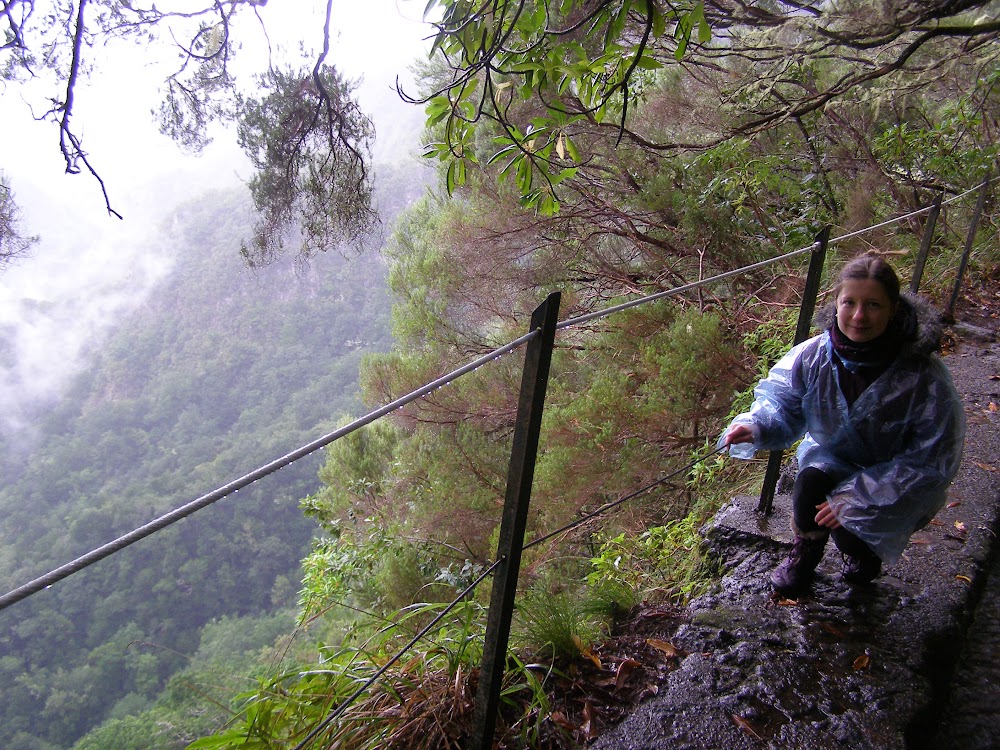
[931, 546, 1000, 750]
[591, 338, 1000, 750]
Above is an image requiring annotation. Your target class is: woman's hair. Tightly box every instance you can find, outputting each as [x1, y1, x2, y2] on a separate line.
[833, 251, 901, 305]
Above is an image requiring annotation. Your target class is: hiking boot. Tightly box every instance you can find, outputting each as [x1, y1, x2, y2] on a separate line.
[831, 528, 882, 585]
[841, 552, 882, 585]
[770, 535, 828, 595]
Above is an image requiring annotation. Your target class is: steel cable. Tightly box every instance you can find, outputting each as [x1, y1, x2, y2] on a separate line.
[3, 176, 990, 611]
[0, 332, 537, 612]
[524, 445, 727, 551]
[292, 557, 502, 750]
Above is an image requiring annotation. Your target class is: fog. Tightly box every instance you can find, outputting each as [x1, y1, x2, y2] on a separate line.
[0, 0, 431, 438]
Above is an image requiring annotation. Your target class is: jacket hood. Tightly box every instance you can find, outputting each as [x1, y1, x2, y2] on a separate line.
[814, 292, 945, 357]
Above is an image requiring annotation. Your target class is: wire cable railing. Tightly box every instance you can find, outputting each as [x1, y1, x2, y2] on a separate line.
[0, 175, 992, 748]
[0, 237, 820, 613]
[0, 331, 537, 613]
[524, 445, 727, 551]
[7, 176, 988, 614]
[288, 440, 728, 750]
[291, 557, 502, 750]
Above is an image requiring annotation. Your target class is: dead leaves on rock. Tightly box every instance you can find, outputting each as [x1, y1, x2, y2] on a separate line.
[946, 520, 969, 544]
[732, 713, 765, 740]
[548, 700, 597, 741]
[611, 658, 642, 690]
[534, 610, 686, 747]
[646, 638, 681, 658]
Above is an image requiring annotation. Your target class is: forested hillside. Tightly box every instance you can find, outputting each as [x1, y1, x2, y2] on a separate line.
[4, 0, 997, 747]
[0, 187, 397, 748]
[186, 1, 1000, 748]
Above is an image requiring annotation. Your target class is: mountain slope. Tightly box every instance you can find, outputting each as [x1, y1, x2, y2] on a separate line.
[0, 187, 393, 748]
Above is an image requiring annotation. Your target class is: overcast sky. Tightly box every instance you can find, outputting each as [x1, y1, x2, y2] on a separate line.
[0, 0, 434, 435]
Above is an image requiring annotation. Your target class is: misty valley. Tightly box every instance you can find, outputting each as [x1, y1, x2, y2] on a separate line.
[0, 187, 398, 748]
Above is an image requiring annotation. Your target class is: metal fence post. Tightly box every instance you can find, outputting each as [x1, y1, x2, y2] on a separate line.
[758, 228, 829, 514]
[946, 173, 991, 320]
[910, 192, 943, 295]
[471, 291, 560, 750]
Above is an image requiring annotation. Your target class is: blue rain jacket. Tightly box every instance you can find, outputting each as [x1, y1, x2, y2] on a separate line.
[721, 297, 965, 563]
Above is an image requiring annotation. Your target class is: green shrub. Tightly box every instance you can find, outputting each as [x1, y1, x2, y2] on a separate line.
[587, 516, 716, 605]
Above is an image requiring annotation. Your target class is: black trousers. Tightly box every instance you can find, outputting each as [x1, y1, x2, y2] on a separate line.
[792, 467, 880, 561]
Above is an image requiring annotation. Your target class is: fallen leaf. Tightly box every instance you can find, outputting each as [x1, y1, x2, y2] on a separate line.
[646, 639, 680, 658]
[576, 638, 603, 670]
[821, 621, 846, 638]
[990, 402, 998, 412]
[548, 711, 575, 731]
[947, 500, 962, 509]
[731, 714, 764, 740]
[928, 518, 945, 526]
[956, 574, 972, 584]
[776, 597, 802, 606]
[581, 700, 597, 740]
[853, 653, 871, 670]
[614, 658, 642, 690]
[954, 521, 967, 533]
[973, 462, 997, 473]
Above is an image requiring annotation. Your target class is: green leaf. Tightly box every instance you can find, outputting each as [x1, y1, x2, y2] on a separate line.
[606, 1, 633, 48]
[564, 135, 581, 162]
[186, 729, 253, 748]
[487, 143, 520, 166]
[551, 167, 579, 185]
[516, 156, 532, 193]
[694, 3, 712, 44]
[426, 97, 452, 127]
[651, 4, 668, 36]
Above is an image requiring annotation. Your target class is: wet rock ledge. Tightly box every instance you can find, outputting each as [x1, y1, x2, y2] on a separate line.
[592, 339, 1000, 750]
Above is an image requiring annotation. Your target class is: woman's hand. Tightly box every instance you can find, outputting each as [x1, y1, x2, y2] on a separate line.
[723, 424, 754, 446]
[814, 501, 842, 530]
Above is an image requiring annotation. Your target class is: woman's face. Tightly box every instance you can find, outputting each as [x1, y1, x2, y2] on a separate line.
[836, 278, 896, 343]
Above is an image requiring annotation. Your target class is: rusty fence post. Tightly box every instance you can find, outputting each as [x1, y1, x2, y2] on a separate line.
[758, 228, 829, 514]
[471, 291, 560, 750]
[910, 192, 943, 295]
[947, 173, 991, 320]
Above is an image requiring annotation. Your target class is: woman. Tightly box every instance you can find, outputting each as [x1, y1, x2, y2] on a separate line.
[721, 252, 965, 596]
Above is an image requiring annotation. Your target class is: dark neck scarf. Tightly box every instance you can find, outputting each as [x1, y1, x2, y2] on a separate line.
[829, 321, 902, 365]
[829, 322, 903, 405]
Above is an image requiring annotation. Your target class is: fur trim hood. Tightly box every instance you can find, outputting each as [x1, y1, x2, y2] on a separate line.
[813, 292, 946, 358]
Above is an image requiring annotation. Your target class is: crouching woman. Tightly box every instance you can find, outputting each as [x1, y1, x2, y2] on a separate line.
[720, 252, 965, 596]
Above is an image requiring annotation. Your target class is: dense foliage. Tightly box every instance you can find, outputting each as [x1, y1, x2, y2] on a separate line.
[0, 187, 394, 748]
[417, 0, 1000, 214]
[184, 0, 999, 746]
[4, 0, 997, 747]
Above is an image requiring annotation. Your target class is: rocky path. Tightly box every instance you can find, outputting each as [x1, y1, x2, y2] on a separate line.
[932, 544, 1000, 750]
[591, 331, 1000, 750]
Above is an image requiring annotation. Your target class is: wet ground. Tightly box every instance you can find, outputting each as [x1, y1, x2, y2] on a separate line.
[931, 528, 1000, 749]
[591, 334, 1000, 750]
